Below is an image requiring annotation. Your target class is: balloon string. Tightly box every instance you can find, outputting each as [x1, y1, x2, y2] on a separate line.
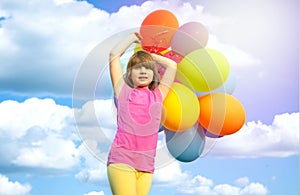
[155, 30, 169, 36]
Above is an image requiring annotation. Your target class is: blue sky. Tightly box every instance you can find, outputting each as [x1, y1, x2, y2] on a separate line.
[0, 0, 299, 195]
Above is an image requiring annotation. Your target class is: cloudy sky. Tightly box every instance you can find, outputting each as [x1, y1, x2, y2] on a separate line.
[0, 0, 298, 195]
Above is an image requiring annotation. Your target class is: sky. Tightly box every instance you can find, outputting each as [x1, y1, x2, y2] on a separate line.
[0, 0, 299, 195]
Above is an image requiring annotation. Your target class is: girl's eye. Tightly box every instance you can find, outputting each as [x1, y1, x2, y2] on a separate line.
[133, 65, 150, 70]
[143, 65, 152, 69]
[132, 65, 140, 69]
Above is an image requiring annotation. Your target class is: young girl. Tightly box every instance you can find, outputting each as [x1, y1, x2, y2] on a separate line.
[107, 32, 177, 195]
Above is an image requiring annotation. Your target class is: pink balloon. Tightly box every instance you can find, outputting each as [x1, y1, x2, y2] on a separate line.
[162, 50, 183, 63]
[171, 22, 209, 56]
[158, 50, 182, 82]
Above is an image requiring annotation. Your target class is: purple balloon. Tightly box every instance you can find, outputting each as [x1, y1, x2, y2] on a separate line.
[171, 22, 209, 56]
[203, 128, 223, 138]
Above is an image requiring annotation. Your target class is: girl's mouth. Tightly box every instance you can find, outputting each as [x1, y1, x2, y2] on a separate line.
[138, 76, 148, 80]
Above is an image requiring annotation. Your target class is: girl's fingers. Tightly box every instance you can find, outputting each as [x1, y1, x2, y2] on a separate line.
[134, 32, 143, 41]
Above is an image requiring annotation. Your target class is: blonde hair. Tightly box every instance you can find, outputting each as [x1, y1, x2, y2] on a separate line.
[125, 50, 160, 90]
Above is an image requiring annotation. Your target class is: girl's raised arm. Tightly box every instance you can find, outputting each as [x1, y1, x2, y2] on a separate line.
[109, 33, 141, 97]
[152, 53, 177, 100]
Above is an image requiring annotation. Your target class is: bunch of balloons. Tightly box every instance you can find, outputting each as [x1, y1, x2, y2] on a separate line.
[139, 10, 246, 162]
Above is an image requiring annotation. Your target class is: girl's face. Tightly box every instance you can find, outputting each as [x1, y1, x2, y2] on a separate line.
[131, 65, 154, 88]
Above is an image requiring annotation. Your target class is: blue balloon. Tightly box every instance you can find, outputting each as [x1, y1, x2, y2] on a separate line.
[158, 124, 165, 132]
[165, 124, 205, 162]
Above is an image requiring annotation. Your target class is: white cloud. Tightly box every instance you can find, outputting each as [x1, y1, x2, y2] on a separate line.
[0, 0, 111, 95]
[207, 35, 262, 67]
[203, 112, 299, 158]
[176, 176, 268, 195]
[240, 182, 268, 195]
[12, 134, 79, 169]
[0, 97, 113, 178]
[75, 143, 108, 184]
[0, 97, 297, 185]
[0, 174, 31, 195]
[235, 177, 250, 187]
[74, 100, 117, 132]
[154, 167, 269, 195]
[73, 99, 118, 167]
[153, 160, 189, 185]
[177, 175, 215, 194]
[84, 191, 105, 195]
[0, 98, 79, 171]
[0, 97, 112, 181]
[152, 159, 268, 195]
[0, 97, 283, 195]
[53, 0, 74, 6]
[0, 98, 73, 139]
[0, 0, 258, 96]
[213, 184, 240, 195]
[0, 1, 297, 194]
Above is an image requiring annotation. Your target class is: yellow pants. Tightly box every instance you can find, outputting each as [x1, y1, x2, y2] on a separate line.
[107, 163, 153, 195]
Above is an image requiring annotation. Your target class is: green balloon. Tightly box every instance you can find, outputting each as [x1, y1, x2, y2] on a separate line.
[176, 48, 230, 92]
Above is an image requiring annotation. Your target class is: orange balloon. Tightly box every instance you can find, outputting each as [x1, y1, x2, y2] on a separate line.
[198, 93, 246, 136]
[140, 10, 179, 53]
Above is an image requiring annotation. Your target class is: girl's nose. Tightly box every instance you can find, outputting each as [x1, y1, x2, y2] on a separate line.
[140, 66, 146, 73]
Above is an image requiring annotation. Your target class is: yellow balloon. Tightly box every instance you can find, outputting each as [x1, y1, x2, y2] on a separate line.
[176, 48, 230, 92]
[134, 43, 143, 53]
[161, 82, 200, 132]
[159, 48, 170, 55]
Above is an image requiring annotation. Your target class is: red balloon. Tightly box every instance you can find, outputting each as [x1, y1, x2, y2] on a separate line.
[140, 10, 179, 53]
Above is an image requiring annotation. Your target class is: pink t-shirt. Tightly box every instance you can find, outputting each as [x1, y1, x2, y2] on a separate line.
[107, 83, 163, 173]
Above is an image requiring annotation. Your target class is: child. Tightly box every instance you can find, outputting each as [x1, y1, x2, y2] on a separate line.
[107, 32, 177, 195]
